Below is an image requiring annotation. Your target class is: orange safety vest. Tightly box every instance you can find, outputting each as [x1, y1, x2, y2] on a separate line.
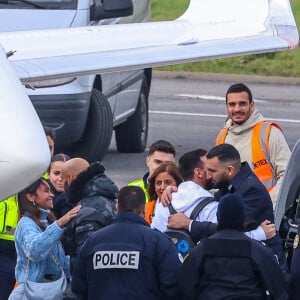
[215, 120, 281, 192]
[144, 199, 157, 225]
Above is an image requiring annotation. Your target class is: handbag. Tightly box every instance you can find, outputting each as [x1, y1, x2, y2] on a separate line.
[24, 253, 67, 300]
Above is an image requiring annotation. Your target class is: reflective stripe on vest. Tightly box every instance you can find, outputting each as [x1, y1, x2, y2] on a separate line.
[215, 121, 281, 191]
[145, 200, 156, 224]
[215, 128, 228, 145]
[128, 179, 150, 203]
[0, 195, 19, 241]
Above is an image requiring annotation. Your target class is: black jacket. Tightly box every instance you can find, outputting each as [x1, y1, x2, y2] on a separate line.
[63, 162, 118, 258]
[190, 162, 287, 275]
[72, 212, 181, 300]
[214, 162, 274, 230]
[178, 229, 288, 300]
[191, 162, 273, 238]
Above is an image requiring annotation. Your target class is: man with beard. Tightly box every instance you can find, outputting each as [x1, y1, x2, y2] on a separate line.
[162, 148, 275, 244]
[205, 144, 288, 276]
[165, 144, 287, 276]
[215, 83, 290, 209]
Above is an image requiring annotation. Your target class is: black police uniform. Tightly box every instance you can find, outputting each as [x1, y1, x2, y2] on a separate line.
[72, 212, 181, 300]
[178, 229, 288, 300]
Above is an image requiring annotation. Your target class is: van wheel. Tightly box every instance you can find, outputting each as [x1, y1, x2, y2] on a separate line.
[68, 89, 113, 162]
[115, 76, 149, 153]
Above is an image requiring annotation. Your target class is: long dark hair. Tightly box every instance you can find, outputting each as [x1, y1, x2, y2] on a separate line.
[18, 178, 56, 231]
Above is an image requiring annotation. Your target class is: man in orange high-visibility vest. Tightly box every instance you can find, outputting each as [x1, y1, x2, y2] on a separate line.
[215, 83, 290, 209]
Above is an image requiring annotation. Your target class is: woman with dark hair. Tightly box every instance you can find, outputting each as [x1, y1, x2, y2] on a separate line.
[8, 178, 80, 300]
[146, 162, 183, 224]
[47, 153, 72, 218]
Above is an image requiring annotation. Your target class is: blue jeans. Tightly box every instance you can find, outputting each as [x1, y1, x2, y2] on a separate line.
[0, 254, 16, 300]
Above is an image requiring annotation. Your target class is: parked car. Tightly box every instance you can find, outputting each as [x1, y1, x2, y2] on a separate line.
[0, 0, 152, 162]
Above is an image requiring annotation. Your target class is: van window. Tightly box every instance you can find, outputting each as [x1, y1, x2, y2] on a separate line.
[0, 0, 77, 10]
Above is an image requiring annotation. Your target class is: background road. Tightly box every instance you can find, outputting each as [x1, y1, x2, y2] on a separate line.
[103, 72, 300, 188]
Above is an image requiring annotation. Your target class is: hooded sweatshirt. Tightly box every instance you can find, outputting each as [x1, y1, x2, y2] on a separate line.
[221, 108, 291, 209]
[151, 181, 266, 241]
[151, 181, 218, 233]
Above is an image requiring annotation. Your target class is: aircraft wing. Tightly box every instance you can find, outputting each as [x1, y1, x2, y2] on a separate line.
[0, 0, 298, 200]
[0, 0, 299, 82]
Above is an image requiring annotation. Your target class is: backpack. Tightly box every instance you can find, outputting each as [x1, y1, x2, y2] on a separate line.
[165, 197, 215, 259]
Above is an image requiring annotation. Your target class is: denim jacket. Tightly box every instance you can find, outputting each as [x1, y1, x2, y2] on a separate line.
[14, 209, 70, 283]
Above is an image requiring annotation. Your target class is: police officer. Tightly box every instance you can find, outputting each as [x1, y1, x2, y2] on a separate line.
[72, 186, 181, 300]
[178, 193, 288, 300]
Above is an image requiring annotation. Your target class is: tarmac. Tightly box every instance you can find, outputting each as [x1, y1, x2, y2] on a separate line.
[153, 70, 300, 85]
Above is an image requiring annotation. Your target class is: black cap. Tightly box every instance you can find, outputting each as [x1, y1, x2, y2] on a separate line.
[217, 193, 246, 230]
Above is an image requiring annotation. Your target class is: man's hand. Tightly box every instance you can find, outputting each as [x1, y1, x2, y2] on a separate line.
[160, 186, 177, 207]
[260, 220, 276, 240]
[167, 212, 191, 231]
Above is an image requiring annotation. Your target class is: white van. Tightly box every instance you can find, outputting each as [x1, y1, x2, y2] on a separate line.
[0, 0, 152, 162]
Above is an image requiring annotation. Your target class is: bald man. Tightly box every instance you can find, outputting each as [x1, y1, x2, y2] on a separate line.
[61, 159, 118, 274]
[60, 157, 90, 192]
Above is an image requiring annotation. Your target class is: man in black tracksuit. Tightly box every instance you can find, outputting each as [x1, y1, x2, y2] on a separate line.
[72, 186, 181, 300]
[178, 193, 288, 300]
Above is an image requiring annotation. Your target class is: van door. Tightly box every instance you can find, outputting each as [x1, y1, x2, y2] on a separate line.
[113, 0, 151, 122]
[89, 0, 122, 115]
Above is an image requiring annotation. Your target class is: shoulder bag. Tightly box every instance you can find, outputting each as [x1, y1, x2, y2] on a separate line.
[24, 253, 67, 300]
